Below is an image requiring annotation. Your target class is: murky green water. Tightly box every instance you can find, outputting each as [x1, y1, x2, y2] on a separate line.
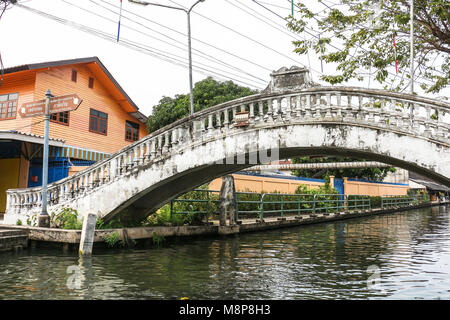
[1, 205, 449, 300]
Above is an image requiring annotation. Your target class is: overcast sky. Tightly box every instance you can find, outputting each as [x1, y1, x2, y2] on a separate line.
[1, 0, 447, 116]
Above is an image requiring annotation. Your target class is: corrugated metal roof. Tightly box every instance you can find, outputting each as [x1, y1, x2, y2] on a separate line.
[409, 171, 450, 192]
[0, 130, 65, 146]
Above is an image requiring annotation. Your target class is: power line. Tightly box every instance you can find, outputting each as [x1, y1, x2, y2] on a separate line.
[61, 0, 267, 86]
[96, 0, 273, 73]
[226, 0, 299, 42]
[15, 3, 265, 89]
[226, 0, 314, 74]
[167, 0, 317, 75]
[87, 0, 268, 85]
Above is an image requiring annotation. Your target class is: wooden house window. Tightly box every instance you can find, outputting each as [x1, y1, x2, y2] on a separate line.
[125, 120, 139, 142]
[50, 111, 69, 126]
[0, 92, 18, 120]
[88, 77, 94, 89]
[89, 109, 108, 135]
[71, 70, 77, 82]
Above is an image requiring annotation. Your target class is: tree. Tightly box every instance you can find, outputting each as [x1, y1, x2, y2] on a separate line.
[287, 0, 449, 94]
[0, 1, 16, 20]
[291, 156, 397, 181]
[147, 77, 258, 133]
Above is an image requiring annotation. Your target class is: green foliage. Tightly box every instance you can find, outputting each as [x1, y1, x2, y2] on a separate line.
[235, 191, 263, 217]
[16, 219, 22, 226]
[152, 232, 165, 247]
[95, 217, 127, 229]
[104, 232, 121, 248]
[147, 77, 257, 133]
[26, 215, 37, 227]
[370, 196, 382, 208]
[421, 191, 430, 202]
[291, 156, 396, 181]
[237, 185, 342, 218]
[295, 183, 343, 213]
[50, 208, 83, 230]
[143, 185, 217, 226]
[287, 0, 450, 94]
[95, 218, 105, 229]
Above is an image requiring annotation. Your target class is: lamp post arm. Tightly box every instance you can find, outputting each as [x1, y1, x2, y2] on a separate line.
[188, 0, 205, 13]
[128, 0, 186, 12]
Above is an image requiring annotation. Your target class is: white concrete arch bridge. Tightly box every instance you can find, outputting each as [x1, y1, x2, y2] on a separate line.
[3, 67, 450, 225]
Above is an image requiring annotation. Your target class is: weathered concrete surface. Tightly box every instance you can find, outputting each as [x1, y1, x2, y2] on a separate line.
[218, 225, 240, 235]
[0, 229, 28, 252]
[0, 224, 218, 244]
[79, 213, 97, 255]
[219, 175, 237, 226]
[37, 214, 50, 228]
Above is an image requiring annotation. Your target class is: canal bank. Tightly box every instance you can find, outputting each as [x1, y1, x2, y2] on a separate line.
[0, 200, 448, 252]
[1, 205, 449, 299]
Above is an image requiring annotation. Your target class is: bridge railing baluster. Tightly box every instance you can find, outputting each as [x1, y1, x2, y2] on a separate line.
[4, 85, 449, 220]
[248, 102, 254, 125]
[324, 93, 332, 119]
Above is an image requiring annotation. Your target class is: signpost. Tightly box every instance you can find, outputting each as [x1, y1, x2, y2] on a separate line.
[19, 93, 82, 118]
[20, 90, 82, 227]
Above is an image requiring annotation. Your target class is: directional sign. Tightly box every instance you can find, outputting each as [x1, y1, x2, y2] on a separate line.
[19, 100, 46, 118]
[19, 94, 82, 118]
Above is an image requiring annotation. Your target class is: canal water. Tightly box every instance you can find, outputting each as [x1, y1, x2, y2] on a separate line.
[0, 205, 449, 300]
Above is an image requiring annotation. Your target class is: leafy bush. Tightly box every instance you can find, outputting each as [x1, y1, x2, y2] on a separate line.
[104, 232, 122, 247]
[50, 208, 83, 230]
[295, 183, 341, 213]
[16, 219, 22, 226]
[143, 185, 216, 226]
[370, 196, 382, 208]
[96, 217, 126, 229]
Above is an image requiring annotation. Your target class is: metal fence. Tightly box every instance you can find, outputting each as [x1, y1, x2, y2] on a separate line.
[169, 190, 373, 222]
[381, 195, 427, 208]
[168, 190, 430, 223]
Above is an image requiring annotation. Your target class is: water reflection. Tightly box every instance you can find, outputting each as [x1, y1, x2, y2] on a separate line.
[0, 205, 449, 299]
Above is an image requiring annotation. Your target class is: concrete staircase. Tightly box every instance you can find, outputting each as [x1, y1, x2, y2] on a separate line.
[0, 229, 28, 252]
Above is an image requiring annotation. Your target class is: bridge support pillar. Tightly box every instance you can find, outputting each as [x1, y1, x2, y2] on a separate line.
[219, 175, 237, 226]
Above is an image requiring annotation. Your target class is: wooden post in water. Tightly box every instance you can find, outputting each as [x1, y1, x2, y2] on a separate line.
[79, 213, 97, 255]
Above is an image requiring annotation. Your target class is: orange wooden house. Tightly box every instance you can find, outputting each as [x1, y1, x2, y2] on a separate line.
[0, 57, 148, 214]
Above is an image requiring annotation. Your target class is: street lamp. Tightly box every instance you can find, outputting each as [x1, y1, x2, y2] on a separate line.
[129, 0, 206, 115]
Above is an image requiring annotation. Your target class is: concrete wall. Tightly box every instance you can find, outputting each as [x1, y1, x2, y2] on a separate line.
[210, 173, 409, 196]
[209, 173, 323, 193]
[343, 177, 408, 196]
[68, 166, 87, 176]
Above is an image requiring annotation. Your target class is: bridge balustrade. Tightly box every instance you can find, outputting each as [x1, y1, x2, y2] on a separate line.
[5, 86, 449, 218]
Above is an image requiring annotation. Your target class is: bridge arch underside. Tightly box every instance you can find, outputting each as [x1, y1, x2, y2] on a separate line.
[99, 123, 449, 224]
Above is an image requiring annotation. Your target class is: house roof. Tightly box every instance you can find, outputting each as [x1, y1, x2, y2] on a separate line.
[2, 56, 147, 124]
[0, 130, 65, 147]
[409, 171, 450, 192]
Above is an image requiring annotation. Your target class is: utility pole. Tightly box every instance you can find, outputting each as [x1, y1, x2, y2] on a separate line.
[38, 89, 53, 227]
[129, 0, 206, 115]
